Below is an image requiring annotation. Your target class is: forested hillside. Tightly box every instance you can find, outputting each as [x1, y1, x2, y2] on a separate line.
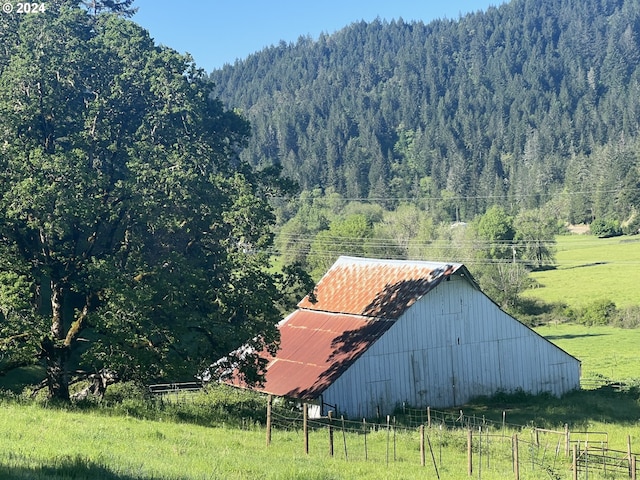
[210, 0, 640, 225]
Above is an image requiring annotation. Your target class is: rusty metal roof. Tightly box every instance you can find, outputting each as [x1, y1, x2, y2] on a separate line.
[299, 256, 464, 319]
[240, 309, 394, 399]
[225, 257, 470, 400]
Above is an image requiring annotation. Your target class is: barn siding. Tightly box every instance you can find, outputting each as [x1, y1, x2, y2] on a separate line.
[322, 275, 580, 418]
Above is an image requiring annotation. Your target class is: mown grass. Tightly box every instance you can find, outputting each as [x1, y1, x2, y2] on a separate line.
[522, 234, 640, 309]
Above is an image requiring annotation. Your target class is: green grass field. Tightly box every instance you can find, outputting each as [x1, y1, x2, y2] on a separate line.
[522, 234, 640, 309]
[536, 322, 640, 384]
[1, 319, 640, 479]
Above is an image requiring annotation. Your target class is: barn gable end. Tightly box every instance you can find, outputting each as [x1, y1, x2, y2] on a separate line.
[224, 256, 580, 418]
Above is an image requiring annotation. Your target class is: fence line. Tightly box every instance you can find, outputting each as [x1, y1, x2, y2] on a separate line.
[266, 401, 640, 479]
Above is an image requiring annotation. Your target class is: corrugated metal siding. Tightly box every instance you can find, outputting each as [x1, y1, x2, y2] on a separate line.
[322, 276, 580, 417]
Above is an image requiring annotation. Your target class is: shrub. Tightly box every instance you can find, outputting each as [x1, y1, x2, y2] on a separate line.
[579, 299, 617, 326]
[590, 218, 622, 238]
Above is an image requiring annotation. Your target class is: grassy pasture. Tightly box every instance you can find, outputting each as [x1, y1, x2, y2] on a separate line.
[0, 400, 518, 480]
[522, 234, 640, 309]
[536, 322, 640, 384]
[1, 318, 640, 479]
[0, 398, 621, 480]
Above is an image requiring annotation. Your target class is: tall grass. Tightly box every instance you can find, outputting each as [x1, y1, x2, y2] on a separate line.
[0, 397, 599, 480]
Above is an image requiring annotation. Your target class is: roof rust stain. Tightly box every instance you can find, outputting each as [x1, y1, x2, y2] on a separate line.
[299, 257, 460, 319]
[231, 309, 394, 399]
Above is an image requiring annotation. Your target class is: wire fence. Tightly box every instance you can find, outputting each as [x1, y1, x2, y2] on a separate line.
[266, 399, 639, 479]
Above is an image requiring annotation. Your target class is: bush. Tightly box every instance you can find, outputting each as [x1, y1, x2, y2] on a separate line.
[590, 218, 622, 238]
[579, 299, 617, 326]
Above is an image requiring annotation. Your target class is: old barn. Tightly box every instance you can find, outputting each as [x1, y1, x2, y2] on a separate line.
[227, 256, 580, 419]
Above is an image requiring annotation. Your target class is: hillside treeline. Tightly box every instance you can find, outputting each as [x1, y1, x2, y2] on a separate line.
[210, 0, 640, 226]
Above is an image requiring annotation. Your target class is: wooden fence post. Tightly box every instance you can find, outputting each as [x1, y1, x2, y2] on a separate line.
[632, 455, 636, 480]
[266, 394, 272, 447]
[427, 406, 431, 428]
[420, 425, 426, 467]
[303, 403, 308, 455]
[572, 444, 578, 480]
[565, 423, 570, 456]
[468, 429, 473, 476]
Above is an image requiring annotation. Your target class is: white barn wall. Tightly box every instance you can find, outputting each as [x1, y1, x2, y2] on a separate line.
[322, 275, 580, 419]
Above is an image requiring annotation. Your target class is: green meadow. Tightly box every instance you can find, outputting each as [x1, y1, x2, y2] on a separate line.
[535, 322, 640, 384]
[522, 234, 640, 309]
[0, 320, 639, 479]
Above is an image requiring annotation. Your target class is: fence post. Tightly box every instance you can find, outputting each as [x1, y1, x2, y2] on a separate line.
[565, 423, 570, 456]
[468, 429, 473, 476]
[328, 410, 334, 457]
[478, 427, 482, 479]
[363, 418, 368, 461]
[341, 415, 348, 460]
[572, 444, 578, 480]
[513, 434, 520, 480]
[393, 416, 397, 462]
[386, 415, 391, 466]
[266, 394, 272, 447]
[427, 431, 441, 480]
[420, 425, 426, 467]
[303, 403, 309, 455]
[632, 455, 636, 480]
[427, 406, 431, 428]
[502, 411, 506, 438]
[629, 435, 633, 477]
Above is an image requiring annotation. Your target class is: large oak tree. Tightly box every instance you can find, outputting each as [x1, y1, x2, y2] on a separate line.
[0, 2, 296, 400]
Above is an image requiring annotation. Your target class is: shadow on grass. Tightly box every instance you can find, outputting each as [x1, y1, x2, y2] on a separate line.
[544, 333, 609, 340]
[563, 261, 609, 270]
[461, 384, 640, 430]
[0, 455, 156, 480]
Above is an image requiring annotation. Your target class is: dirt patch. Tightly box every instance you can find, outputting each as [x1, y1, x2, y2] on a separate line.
[567, 224, 590, 234]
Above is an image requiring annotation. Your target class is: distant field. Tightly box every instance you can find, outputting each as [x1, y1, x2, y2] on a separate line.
[522, 234, 640, 309]
[535, 322, 640, 384]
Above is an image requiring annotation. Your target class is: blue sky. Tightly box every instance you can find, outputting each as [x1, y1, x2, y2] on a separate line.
[132, 0, 508, 73]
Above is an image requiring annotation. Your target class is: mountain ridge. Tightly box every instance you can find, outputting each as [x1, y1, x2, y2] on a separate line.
[210, 0, 640, 224]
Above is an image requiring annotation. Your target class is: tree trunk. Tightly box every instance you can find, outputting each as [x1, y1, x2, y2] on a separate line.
[45, 280, 70, 401]
[41, 337, 70, 401]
